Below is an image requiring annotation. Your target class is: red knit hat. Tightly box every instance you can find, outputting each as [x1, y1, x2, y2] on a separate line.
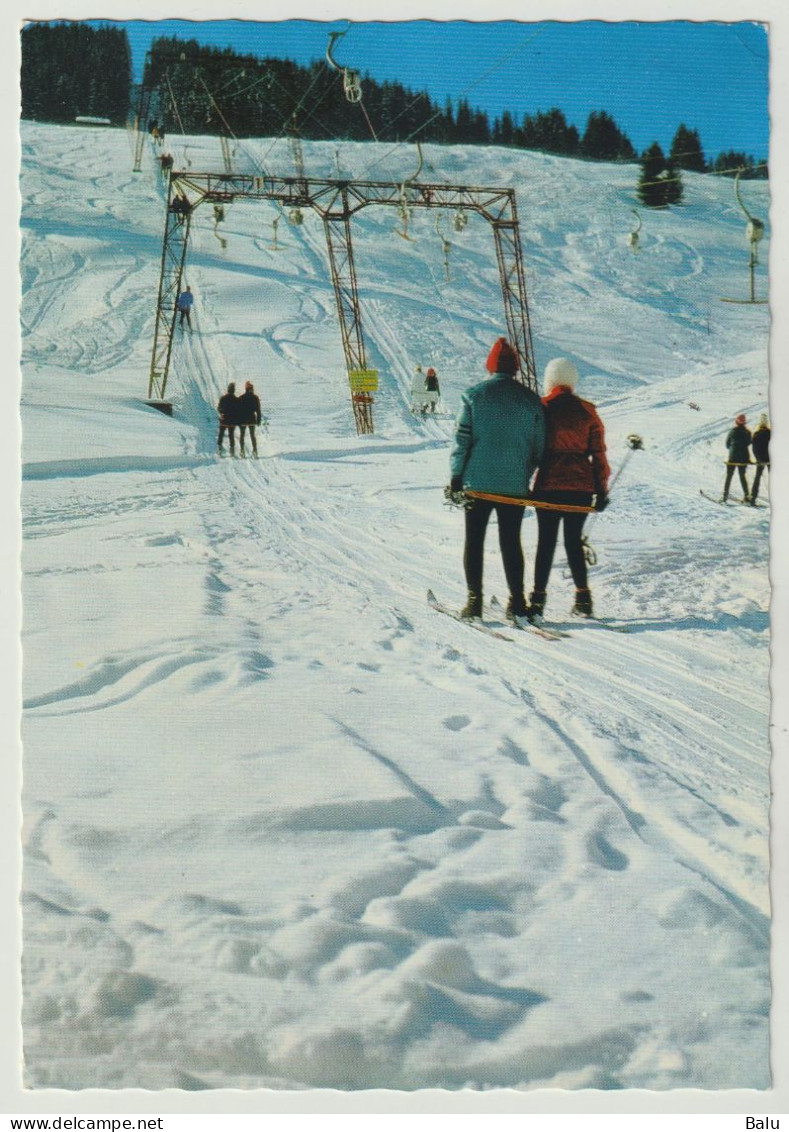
[486, 338, 519, 375]
[735, 413, 746, 425]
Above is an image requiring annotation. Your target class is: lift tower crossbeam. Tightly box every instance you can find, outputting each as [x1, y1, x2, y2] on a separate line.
[149, 173, 537, 431]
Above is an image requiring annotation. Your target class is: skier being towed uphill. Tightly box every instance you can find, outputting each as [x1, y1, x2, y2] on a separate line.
[528, 357, 610, 621]
[449, 337, 545, 622]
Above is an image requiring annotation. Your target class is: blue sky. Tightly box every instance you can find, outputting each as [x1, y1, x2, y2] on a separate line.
[97, 19, 768, 159]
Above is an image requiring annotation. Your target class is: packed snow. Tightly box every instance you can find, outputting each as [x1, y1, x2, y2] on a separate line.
[20, 120, 772, 1092]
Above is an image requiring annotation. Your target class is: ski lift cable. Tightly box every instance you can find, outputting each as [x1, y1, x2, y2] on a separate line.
[361, 24, 547, 171]
[197, 74, 240, 145]
[197, 72, 274, 177]
[213, 65, 259, 98]
[710, 160, 767, 177]
[165, 73, 187, 140]
[194, 72, 275, 178]
[574, 143, 766, 174]
[358, 100, 379, 142]
[359, 25, 546, 180]
[413, 212, 463, 338]
[268, 51, 348, 150]
[613, 155, 768, 185]
[259, 64, 345, 167]
[225, 70, 271, 100]
[633, 162, 766, 192]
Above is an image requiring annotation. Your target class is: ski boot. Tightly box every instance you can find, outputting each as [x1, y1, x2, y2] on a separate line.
[459, 591, 483, 620]
[527, 590, 547, 624]
[505, 592, 529, 622]
[571, 588, 594, 618]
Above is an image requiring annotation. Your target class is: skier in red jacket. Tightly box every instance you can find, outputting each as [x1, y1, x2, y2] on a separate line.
[529, 358, 610, 620]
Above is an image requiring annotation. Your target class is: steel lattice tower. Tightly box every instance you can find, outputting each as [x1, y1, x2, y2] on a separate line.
[148, 173, 537, 433]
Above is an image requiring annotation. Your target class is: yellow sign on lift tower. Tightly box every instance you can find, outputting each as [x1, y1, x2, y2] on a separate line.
[349, 368, 378, 392]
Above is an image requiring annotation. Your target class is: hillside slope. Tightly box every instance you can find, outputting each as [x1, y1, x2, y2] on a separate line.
[20, 122, 771, 1091]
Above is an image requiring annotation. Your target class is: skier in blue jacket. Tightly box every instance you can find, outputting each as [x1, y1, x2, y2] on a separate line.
[449, 338, 545, 620]
[176, 285, 194, 330]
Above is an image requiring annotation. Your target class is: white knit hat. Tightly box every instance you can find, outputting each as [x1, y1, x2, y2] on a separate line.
[544, 357, 579, 393]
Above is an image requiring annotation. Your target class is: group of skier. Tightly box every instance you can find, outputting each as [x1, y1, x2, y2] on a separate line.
[207, 328, 767, 616]
[216, 381, 263, 458]
[171, 194, 192, 217]
[449, 338, 610, 625]
[411, 365, 441, 415]
[148, 120, 166, 146]
[721, 412, 771, 505]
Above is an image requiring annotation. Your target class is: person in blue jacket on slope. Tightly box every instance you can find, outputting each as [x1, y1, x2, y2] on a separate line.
[176, 285, 194, 330]
[449, 338, 545, 621]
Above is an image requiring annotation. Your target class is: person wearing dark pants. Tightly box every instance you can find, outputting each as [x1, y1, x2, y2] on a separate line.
[449, 337, 545, 621]
[176, 285, 194, 329]
[722, 413, 752, 502]
[529, 358, 610, 620]
[236, 381, 262, 458]
[750, 413, 770, 504]
[463, 498, 526, 609]
[217, 383, 238, 456]
[722, 461, 750, 502]
[533, 491, 594, 597]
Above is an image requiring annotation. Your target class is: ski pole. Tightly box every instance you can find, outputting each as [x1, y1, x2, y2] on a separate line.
[606, 433, 644, 494]
[581, 433, 644, 562]
[590, 432, 644, 515]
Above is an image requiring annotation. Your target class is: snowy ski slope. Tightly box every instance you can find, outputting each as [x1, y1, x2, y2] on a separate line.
[19, 121, 771, 1091]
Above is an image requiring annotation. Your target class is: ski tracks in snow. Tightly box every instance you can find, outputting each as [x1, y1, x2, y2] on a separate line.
[24, 442, 768, 1087]
[20, 125, 771, 1091]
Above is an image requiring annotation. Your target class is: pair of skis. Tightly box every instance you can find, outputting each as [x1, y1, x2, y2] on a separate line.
[426, 591, 630, 642]
[699, 490, 765, 508]
[427, 590, 562, 641]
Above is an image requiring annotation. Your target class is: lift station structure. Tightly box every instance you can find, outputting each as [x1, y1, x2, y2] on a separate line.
[148, 171, 538, 434]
